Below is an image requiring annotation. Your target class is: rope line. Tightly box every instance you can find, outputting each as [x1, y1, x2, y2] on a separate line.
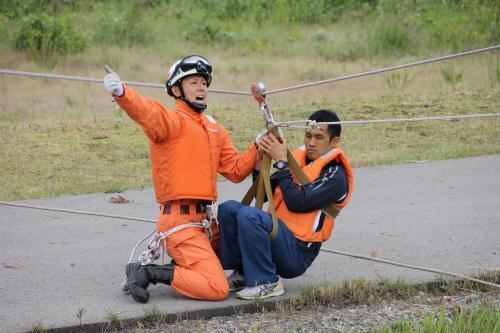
[0, 45, 498, 96]
[276, 113, 500, 128]
[1, 45, 499, 289]
[0, 69, 251, 96]
[0, 200, 498, 289]
[321, 247, 500, 289]
[129, 230, 156, 263]
[266, 45, 500, 94]
[0, 200, 156, 224]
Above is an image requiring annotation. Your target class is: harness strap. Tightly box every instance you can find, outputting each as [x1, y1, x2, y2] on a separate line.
[286, 150, 341, 219]
[260, 152, 279, 239]
[241, 147, 341, 235]
[242, 177, 259, 205]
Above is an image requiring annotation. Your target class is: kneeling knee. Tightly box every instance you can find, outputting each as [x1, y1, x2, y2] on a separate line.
[207, 280, 229, 301]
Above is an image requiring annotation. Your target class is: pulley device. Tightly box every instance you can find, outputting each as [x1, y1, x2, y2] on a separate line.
[241, 83, 280, 239]
[242, 82, 342, 240]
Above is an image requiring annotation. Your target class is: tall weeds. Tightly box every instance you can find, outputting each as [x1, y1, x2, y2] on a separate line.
[1, 0, 497, 66]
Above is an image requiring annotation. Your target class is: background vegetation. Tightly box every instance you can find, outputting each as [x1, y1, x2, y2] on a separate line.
[0, 0, 498, 200]
[1, 0, 498, 63]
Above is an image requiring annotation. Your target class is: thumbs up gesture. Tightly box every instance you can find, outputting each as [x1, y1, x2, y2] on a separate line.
[103, 65, 124, 97]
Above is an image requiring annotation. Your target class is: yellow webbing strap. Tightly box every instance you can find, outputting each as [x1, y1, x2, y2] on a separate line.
[241, 152, 279, 239]
[260, 153, 279, 239]
[241, 177, 258, 205]
[241, 148, 342, 239]
[255, 162, 266, 210]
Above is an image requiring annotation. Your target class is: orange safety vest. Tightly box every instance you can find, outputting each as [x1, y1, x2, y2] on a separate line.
[114, 86, 257, 203]
[273, 146, 354, 243]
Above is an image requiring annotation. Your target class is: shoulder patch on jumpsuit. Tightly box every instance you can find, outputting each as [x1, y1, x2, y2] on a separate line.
[204, 114, 217, 124]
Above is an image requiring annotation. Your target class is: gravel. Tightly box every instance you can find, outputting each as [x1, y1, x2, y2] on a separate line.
[121, 289, 499, 333]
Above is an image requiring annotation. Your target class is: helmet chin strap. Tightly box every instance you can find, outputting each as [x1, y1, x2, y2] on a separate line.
[178, 85, 207, 113]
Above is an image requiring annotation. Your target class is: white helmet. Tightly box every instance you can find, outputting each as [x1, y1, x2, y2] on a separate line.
[165, 55, 212, 97]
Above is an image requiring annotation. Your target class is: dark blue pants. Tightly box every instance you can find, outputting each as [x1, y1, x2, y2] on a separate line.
[218, 200, 310, 286]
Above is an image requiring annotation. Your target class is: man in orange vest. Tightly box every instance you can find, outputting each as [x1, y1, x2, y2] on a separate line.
[103, 55, 258, 303]
[219, 110, 354, 300]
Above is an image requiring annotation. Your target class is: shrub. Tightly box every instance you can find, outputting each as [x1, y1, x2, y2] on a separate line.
[14, 13, 88, 66]
[0, 14, 8, 44]
[92, 2, 154, 47]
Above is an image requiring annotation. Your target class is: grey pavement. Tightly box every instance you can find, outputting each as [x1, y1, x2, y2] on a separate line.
[1, 155, 499, 332]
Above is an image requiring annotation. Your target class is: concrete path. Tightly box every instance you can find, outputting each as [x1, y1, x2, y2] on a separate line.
[1, 155, 499, 332]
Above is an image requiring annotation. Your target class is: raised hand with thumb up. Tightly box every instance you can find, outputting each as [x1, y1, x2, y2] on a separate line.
[103, 65, 124, 97]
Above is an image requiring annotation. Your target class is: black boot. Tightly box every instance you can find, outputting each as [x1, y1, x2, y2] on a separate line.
[126, 262, 150, 303]
[146, 264, 175, 285]
[125, 263, 174, 303]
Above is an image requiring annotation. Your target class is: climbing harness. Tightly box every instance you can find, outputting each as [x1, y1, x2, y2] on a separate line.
[121, 201, 219, 293]
[130, 201, 219, 266]
[242, 82, 345, 239]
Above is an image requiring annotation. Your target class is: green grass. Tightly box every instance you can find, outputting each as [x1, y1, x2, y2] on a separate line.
[142, 306, 170, 328]
[297, 278, 418, 307]
[1, 1, 497, 64]
[105, 311, 124, 331]
[295, 270, 499, 309]
[31, 323, 48, 333]
[1, 91, 498, 201]
[0, 118, 151, 200]
[107, 273, 499, 331]
[0, 1, 498, 201]
[374, 305, 500, 333]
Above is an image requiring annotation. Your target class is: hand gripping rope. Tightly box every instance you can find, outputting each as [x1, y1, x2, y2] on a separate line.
[242, 83, 343, 240]
[241, 83, 280, 239]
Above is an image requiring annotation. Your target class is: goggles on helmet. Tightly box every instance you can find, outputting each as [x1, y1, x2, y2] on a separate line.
[166, 55, 212, 97]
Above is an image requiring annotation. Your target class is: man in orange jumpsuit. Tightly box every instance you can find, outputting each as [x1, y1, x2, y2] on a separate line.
[103, 55, 257, 303]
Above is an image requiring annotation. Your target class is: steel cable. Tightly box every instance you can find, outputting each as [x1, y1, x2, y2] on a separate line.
[266, 45, 500, 94]
[0, 200, 156, 224]
[0, 68, 251, 95]
[321, 247, 500, 289]
[1, 45, 498, 97]
[0, 200, 498, 289]
[276, 113, 500, 128]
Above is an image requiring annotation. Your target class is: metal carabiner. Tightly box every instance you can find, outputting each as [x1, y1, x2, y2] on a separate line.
[252, 82, 276, 127]
[138, 232, 162, 265]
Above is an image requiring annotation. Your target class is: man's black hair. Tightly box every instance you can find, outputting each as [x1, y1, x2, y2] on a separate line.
[308, 109, 341, 140]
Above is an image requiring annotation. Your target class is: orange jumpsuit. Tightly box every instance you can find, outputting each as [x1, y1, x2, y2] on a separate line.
[115, 86, 257, 300]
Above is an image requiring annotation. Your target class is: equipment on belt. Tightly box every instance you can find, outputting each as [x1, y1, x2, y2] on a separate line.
[121, 201, 218, 294]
